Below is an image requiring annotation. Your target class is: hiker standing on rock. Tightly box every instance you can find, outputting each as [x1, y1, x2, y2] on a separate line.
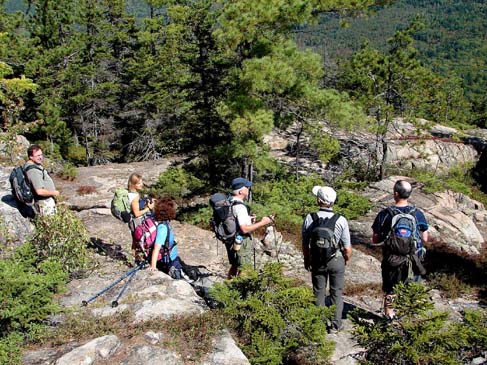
[302, 186, 352, 334]
[148, 197, 183, 279]
[371, 179, 429, 318]
[226, 177, 274, 278]
[24, 144, 60, 216]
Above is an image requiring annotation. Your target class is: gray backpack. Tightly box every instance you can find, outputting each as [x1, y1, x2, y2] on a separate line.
[209, 193, 244, 243]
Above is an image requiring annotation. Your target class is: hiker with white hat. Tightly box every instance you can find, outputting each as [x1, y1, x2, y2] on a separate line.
[302, 185, 352, 333]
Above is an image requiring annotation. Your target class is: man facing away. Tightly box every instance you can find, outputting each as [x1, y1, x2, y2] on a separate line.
[371, 179, 429, 318]
[24, 144, 60, 216]
[302, 186, 352, 333]
[226, 177, 274, 278]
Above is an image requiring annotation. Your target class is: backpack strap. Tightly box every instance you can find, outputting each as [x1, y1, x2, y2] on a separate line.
[24, 164, 43, 173]
[23, 164, 44, 198]
[328, 213, 341, 228]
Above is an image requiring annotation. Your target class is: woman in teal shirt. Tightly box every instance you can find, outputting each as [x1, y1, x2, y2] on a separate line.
[149, 197, 183, 279]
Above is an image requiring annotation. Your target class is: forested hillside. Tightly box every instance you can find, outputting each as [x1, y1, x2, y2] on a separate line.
[294, 0, 487, 127]
[0, 0, 484, 183]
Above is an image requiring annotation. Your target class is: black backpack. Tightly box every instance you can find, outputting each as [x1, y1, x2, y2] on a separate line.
[9, 164, 41, 218]
[209, 193, 244, 243]
[308, 213, 341, 268]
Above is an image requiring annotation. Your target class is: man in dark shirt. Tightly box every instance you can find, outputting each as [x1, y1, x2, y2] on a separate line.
[371, 179, 429, 318]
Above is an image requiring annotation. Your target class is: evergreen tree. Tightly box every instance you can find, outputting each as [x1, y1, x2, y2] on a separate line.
[0, 32, 38, 162]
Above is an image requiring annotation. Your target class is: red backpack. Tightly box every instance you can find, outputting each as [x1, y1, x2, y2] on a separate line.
[132, 217, 169, 261]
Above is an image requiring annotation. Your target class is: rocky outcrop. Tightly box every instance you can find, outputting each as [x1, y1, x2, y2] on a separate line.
[266, 119, 485, 177]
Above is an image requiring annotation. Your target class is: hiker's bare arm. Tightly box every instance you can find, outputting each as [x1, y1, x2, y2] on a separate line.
[421, 231, 428, 244]
[150, 245, 161, 270]
[343, 246, 352, 264]
[372, 233, 381, 244]
[239, 215, 273, 234]
[131, 197, 154, 218]
[34, 188, 60, 198]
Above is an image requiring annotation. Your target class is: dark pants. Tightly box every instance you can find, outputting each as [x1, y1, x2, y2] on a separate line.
[311, 255, 345, 330]
[157, 256, 183, 279]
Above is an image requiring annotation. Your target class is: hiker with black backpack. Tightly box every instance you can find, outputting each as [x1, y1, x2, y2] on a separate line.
[23, 145, 60, 216]
[372, 179, 429, 319]
[302, 185, 352, 334]
[224, 177, 275, 279]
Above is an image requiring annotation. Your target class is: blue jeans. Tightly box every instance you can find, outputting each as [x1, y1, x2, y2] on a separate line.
[311, 255, 346, 330]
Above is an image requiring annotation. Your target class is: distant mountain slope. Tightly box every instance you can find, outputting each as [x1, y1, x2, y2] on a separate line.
[294, 0, 487, 123]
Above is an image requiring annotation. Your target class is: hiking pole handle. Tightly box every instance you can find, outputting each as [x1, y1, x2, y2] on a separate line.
[82, 260, 146, 306]
[111, 267, 138, 308]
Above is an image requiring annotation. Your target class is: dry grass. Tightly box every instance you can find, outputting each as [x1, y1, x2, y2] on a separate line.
[28, 309, 226, 364]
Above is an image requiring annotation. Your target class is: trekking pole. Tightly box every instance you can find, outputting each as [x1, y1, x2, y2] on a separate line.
[272, 221, 281, 263]
[111, 267, 138, 308]
[81, 260, 146, 306]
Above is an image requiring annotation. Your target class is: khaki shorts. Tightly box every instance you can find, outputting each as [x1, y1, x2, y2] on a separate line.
[36, 197, 56, 216]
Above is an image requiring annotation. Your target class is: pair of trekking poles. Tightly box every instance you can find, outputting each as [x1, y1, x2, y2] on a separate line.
[81, 260, 147, 308]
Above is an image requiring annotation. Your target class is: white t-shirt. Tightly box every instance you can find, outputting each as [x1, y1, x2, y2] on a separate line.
[230, 197, 251, 227]
[128, 192, 139, 205]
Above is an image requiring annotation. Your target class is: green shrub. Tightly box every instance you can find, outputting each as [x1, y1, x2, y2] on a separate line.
[0, 242, 67, 336]
[66, 145, 86, 165]
[178, 206, 212, 227]
[209, 263, 335, 365]
[352, 282, 487, 365]
[58, 162, 78, 181]
[150, 166, 204, 201]
[251, 174, 370, 233]
[0, 332, 23, 365]
[32, 205, 91, 275]
[184, 174, 371, 235]
[409, 164, 487, 206]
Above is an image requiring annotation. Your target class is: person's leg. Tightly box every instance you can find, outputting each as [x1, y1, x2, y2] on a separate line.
[311, 270, 327, 307]
[238, 236, 253, 268]
[225, 241, 239, 279]
[381, 259, 404, 318]
[328, 256, 345, 330]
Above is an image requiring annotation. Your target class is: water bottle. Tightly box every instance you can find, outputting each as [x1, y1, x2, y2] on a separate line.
[233, 234, 243, 251]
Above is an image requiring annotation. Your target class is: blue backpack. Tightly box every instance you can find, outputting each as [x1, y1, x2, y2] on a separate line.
[385, 206, 420, 256]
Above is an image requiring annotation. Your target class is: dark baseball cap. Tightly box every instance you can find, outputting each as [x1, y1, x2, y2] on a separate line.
[231, 177, 253, 190]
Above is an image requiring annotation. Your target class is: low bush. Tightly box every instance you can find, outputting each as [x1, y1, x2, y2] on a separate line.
[0, 332, 23, 365]
[57, 162, 78, 181]
[0, 241, 68, 364]
[186, 174, 371, 238]
[428, 272, 474, 299]
[0, 242, 67, 335]
[150, 166, 204, 201]
[352, 282, 487, 365]
[32, 205, 91, 275]
[409, 163, 487, 207]
[209, 263, 335, 365]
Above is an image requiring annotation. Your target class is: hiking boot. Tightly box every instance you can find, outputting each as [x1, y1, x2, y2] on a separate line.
[328, 323, 343, 334]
